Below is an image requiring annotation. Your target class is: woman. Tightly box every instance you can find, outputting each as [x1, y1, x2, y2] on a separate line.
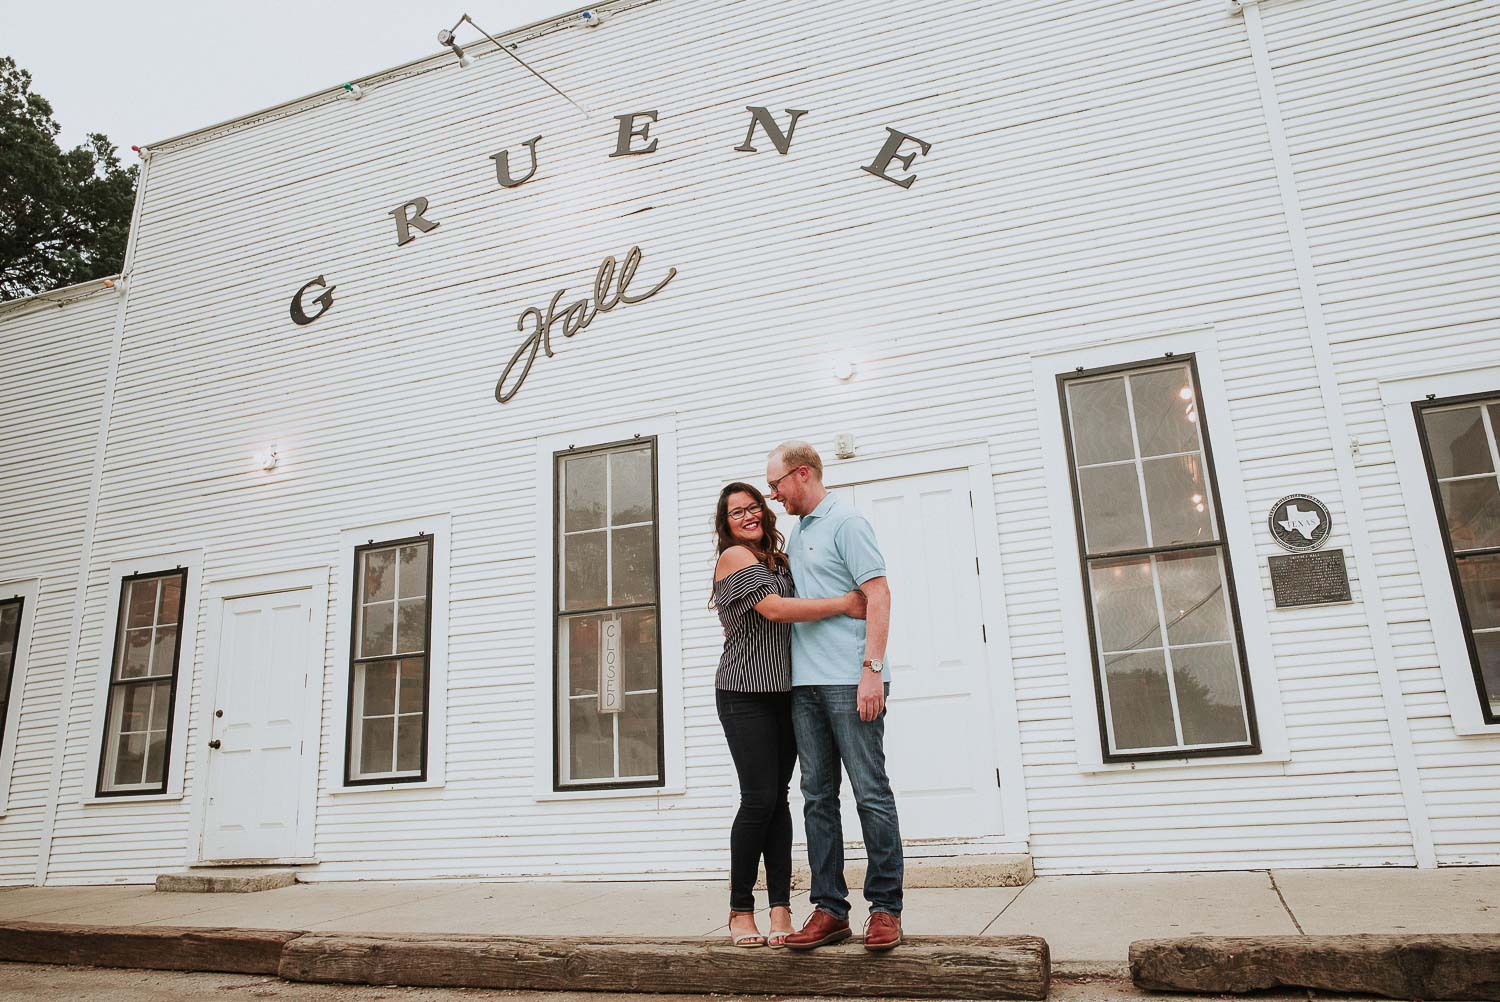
[712, 481, 865, 948]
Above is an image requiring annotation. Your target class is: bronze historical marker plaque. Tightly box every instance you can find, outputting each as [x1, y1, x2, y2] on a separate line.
[1269, 548, 1353, 608]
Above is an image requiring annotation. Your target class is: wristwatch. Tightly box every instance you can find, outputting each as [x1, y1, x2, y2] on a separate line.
[863, 658, 885, 674]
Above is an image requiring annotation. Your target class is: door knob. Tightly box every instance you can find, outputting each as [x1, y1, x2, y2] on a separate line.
[208, 739, 221, 749]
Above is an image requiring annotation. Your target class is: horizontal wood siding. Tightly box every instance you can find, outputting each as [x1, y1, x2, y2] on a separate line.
[0, 287, 118, 884]
[1262, 0, 1500, 865]
[19, 0, 1491, 883]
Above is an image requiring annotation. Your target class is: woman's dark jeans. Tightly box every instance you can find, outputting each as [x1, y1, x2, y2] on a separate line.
[716, 688, 797, 912]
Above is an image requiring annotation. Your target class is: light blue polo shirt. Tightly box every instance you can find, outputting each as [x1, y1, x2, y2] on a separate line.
[788, 493, 888, 686]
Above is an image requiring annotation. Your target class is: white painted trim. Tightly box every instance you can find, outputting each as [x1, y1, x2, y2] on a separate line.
[189, 567, 330, 864]
[822, 441, 1032, 846]
[330, 515, 451, 793]
[532, 413, 685, 800]
[34, 145, 152, 884]
[1241, 1, 1435, 867]
[1030, 327, 1290, 772]
[1380, 365, 1500, 736]
[81, 549, 205, 804]
[0, 578, 41, 816]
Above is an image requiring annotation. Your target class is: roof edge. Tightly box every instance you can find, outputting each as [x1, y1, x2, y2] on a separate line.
[0, 276, 123, 319]
[145, 0, 655, 154]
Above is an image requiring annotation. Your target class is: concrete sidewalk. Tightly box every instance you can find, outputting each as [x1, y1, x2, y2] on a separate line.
[3, 866, 1498, 973]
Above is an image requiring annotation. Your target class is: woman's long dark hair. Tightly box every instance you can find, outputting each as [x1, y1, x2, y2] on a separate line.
[714, 482, 789, 573]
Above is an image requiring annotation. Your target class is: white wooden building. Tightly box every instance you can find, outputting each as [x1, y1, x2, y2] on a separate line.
[2, 0, 1497, 887]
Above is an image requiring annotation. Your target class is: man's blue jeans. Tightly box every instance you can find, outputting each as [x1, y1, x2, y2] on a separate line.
[792, 684, 903, 919]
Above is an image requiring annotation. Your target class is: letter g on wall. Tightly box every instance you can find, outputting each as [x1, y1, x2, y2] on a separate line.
[290, 275, 336, 326]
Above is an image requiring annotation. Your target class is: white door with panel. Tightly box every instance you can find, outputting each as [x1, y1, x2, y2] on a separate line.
[202, 589, 316, 861]
[793, 468, 1005, 847]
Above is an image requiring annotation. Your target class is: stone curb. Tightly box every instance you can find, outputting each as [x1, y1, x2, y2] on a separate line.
[1130, 934, 1500, 1001]
[0, 920, 301, 975]
[0, 922, 1049, 1000]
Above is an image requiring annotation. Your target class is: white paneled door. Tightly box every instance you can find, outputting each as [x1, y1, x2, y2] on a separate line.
[797, 468, 1005, 845]
[202, 589, 316, 861]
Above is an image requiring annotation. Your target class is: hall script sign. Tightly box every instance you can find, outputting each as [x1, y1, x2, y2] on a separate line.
[287, 107, 934, 403]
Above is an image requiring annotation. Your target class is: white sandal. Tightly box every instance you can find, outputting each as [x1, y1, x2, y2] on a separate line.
[728, 909, 766, 948]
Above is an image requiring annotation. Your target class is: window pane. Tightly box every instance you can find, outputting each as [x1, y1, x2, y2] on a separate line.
[396, 597, 426, 655]
[1476, 632, 1500, 713]
[144, 730, 168, 786]
[1067, 378, 1134, 466]
[1130, 365, 1201, 458]
[397, 658, 425, 714]
[0, 602, 18, 640]
[363, 549, 396, 603]
[159, 575, 182, 624]
[359, 716, 395, 775]
[1143, 455, 1215, 546]
[1423, 406, 1493, 479]
[564, 615, 601, 696]
[1078, 465, 1147, 553]
[1458, 555, 1500, 632]
[611, 448, 654, 525]
[569, 699, 613, 781]
[395, 713, 423, 772]
[360, 600, 395, 658]
[621, 609, 659, 693]
[148, 625, 178, 677]
[564, 454, 607, 532]
[1089, 558, 1158, 653]
[111, 730, 148, 787]
[562, 531, 608, 611]
[398, 544, 429, 598]
[119, 682, 153, 733]
[125, 579, 157, 630]
[1171, 643, 1247, 746]
[611, 525, 657, 605]
[1103, 650, 1176, 751]
[119, 628, 152, 680]
[361, 662, 398, 717]
[619, 691, 660, 778]
[1439, 477, 1500, 551]
[1158, 551, 1231, 646]
[149, 680, 171, 731]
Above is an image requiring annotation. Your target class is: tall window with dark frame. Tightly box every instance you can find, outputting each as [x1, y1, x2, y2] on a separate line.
[346, 536, 433, 784]
[554, 438, 663, 789]
[1414, 394, 1500, 723]
[0, 598, 23, 750]
[97, 570, 188, 795]
[1059, 357, 1258, 760]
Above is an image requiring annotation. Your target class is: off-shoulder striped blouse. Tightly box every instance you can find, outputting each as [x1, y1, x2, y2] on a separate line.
[714, 562, 795, 692]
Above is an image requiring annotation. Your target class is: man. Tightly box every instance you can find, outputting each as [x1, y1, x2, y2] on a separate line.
[766, 441, 903, 952]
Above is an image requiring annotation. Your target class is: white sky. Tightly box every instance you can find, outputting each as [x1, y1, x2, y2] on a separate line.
[1, 1, 591, 152]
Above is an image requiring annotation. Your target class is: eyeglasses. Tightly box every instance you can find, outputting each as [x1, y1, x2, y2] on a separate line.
[767, 466, 804, 494]
[728, 503, 763, 522]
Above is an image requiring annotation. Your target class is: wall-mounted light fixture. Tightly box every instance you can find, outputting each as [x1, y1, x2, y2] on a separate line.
[255, 446, 280, 471]
[437, 13, 589, 116]
[342, 82, 365, 100]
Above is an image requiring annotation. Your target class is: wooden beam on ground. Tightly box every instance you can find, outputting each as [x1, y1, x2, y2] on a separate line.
[0, 921, 302, 975]
[279, 933, 1051, 1000]
[1130, 935, 1500, 1001]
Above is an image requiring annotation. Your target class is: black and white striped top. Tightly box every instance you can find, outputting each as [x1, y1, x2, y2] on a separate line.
[714, 562, 795, 693]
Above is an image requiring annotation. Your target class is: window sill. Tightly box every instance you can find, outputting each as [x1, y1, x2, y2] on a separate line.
[535, 785, 685, 803]
[1077, 750, 1290, 775]
[83, 791, 185, 806]
[327, 779, 445, 796]
[1452, 720, 1500, 738]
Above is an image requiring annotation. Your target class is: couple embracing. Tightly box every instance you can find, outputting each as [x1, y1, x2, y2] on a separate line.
[711, 441, 903, 953]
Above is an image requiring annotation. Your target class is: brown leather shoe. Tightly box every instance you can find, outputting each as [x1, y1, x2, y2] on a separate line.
[783, 908, 851, 950]
[864, 911, 902, 952]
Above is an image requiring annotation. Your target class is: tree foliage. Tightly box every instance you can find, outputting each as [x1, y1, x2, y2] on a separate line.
[0, 55, 138, 301]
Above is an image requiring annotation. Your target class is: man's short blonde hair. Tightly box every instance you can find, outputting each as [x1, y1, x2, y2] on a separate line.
[770, 440, 824, 479]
